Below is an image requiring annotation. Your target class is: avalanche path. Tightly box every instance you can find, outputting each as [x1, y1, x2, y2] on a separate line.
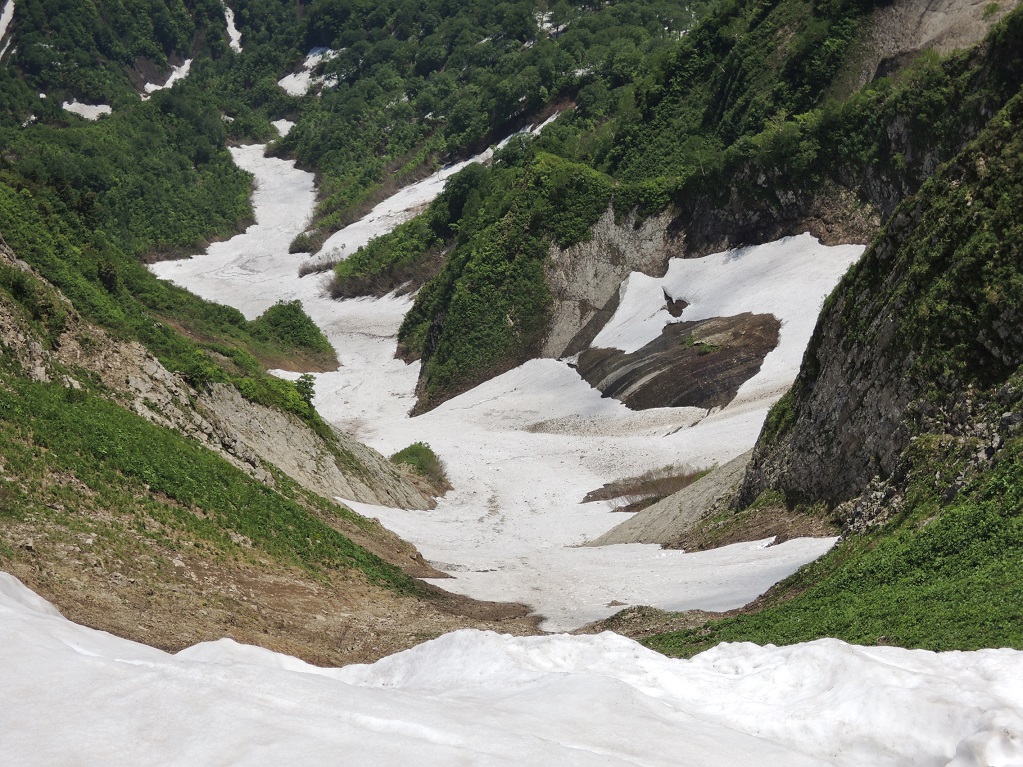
[151, 142, 858, 631]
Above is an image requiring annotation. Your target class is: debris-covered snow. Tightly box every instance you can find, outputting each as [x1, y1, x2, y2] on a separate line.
[2, 572, 1022, 766]
[143, 58, 192, 95]
[277, 48, 337, 96]
[223, 2, 242, 52]
[151, 142, 852, 630]
[61, 99, 112, 120]
[0, 0, 14, 60]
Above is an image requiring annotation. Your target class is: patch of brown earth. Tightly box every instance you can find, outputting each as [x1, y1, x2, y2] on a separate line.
[665, 503, 839, 552]
[2, 509, 537, 667]
[574, 605, 725, 641]
[575, 312, 780, 410]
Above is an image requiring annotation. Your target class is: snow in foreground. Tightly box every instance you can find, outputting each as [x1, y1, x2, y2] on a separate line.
[2, 573, 1021, 766]
[151, 144, 860, 630]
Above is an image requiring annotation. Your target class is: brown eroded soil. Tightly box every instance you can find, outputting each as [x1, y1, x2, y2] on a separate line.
[2, 511, 538, 667]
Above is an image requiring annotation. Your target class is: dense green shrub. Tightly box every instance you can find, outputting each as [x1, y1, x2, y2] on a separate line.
[390, 442, 449, 490]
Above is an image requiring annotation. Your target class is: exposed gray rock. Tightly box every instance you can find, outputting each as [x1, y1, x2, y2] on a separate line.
[201, 385, 432, 509]
[586, 451, 752, 546]
[575, 313, 780, 410]
[0, 244, 431, 510]
[840, 0, 1021, 95]
[542, 207, 682, 359]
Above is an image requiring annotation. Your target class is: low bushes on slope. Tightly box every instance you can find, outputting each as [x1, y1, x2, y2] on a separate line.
[0, 370, 425, 595]
[390, 442, 450, 493]
[646, 433, 1023, 656]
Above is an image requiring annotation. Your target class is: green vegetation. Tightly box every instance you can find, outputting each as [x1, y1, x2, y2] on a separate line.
[646, 434, 1023, 656]
[395, 151, 612, 409]
[390, 442, 449, 491]
[277, 0, 708, 243]
[333, 2, 1023, 410]
[0, 368, 426, 594]
[250, 300, 336, 368]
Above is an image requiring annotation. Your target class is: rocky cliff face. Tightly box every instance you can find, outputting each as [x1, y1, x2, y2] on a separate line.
[736, 90, 1023, 510]
[0, 244, 432, 510]
[541, 207, 681, 359]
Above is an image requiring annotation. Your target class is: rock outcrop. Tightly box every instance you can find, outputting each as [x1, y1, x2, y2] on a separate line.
[587, 451, 753, 546]
[575, 313, 780, 410]
[736, 89, 1023, 509]
[541, 207, 682, 359]
[0, 244, 432, 510]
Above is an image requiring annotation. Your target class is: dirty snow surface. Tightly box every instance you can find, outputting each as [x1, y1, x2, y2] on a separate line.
[152, 143, 856, 630]
[3, 573, 1022, 766]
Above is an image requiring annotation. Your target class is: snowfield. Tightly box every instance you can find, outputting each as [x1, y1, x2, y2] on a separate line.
[2, 573, 1022, 766]
[151, 143, 854, 630]
[62, 99, 112, 120]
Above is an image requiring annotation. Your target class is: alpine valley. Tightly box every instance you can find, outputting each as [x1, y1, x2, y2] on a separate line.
[1, 0, 1023, 763]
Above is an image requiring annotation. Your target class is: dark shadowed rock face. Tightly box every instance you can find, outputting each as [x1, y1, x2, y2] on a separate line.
[575, 313, 780, 410]
[736, 93, 1023, 510]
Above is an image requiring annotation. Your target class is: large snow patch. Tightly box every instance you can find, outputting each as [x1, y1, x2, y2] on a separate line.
[2, 573, 1021, 766]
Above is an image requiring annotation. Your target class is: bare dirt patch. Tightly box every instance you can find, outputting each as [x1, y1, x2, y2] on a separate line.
[665, 503, 839, 552]
[2, 517, 538, 667]
[574, 605, 726, 640]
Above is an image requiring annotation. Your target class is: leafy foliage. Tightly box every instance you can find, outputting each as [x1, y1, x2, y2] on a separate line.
[395, 151, 612, 410]
[276, 0, 707, 238]
[390, 442, 449, 490]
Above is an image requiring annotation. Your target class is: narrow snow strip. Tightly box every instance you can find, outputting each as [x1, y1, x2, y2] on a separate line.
[223, 2, 242, 52]
[62, 100, 111, 120]
[3, 573, 1022, 767]
[271, 118, 294, 137]
[143, 58, 192, 94]
[315, 112, 563, 260]
[0, 0, 14, 60]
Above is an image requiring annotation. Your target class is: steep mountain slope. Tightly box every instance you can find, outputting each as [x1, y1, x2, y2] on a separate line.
[643, 25, 1023, 656]
[352, 0, 1021, 413]
[0, 243, 535, 663]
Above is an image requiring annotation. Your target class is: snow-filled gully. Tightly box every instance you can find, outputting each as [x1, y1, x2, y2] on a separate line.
[3, 572, 1023, 765]
[4, 138, 1022, 767]
[152, 141, 859, 632]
